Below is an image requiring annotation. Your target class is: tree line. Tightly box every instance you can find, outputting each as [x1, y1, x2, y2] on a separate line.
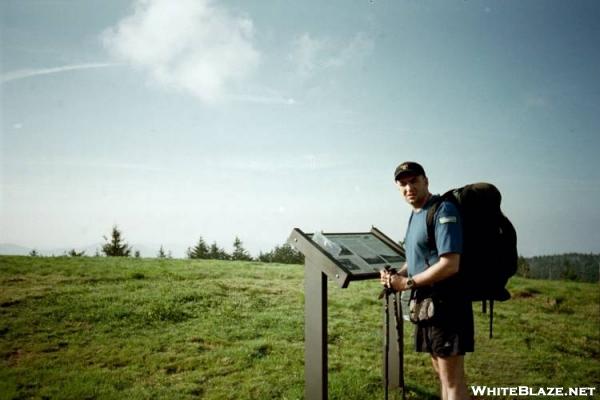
[25, 226, 600, 280]
[29, 225, 303, 265]
[516, 253, 599, 282]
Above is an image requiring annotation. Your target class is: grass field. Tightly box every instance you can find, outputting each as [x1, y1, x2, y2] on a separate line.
[1, 256, 598, 399]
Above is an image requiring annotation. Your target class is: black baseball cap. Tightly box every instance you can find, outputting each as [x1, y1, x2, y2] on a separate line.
[394, 161, 426, 181]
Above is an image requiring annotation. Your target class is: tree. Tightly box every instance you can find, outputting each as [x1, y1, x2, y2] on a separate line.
[561, 259, 578, 281]
[258, 244, 304, 264]
[517, 256, 530, 278]
[187, 236, 209, 259]
[157, 245, 167, 259]
[134, 250, 141, 258]
[101, 225, 131, 257]
[231, 236, 252, 261]
[68, 249, 85, 257]
[29, 249, 39, 257]
[520, 253, 599, 282]
[208, 241, 229, 260]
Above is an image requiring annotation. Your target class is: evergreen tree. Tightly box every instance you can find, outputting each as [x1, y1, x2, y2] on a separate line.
[157, 245, 167, 259]
[231, 236, 252, 261]
[187, 236, 209, 259]
[522, 253, 599, 282]
[134, 250, 141, 258]
[29, 249, 39, 257]
[68, 249, 85, 257]
[257, 250, 272, 263]
[258, 244, 304, 264]
[208, 242, 218, 259]
[208, 241, 229, 260]
[517, 256, 530, 278]
[275, 244, 303, 264]
[101, 225, 131, 257]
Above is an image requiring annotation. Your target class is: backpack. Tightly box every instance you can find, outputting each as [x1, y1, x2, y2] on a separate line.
[426, 182, 518, 337]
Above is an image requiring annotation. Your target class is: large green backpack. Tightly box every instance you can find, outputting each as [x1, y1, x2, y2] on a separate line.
[426, 183, 518, 337]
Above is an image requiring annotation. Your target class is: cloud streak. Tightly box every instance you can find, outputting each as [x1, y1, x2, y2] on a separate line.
[5, 156, 167, 173]
[288, 32, 374, 79]
[0, 63, 118, 84]
[199, 153, 346, 174]
[102, 0, 260, 104]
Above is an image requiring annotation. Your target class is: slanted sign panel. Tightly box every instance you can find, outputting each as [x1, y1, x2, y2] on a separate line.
[311, 232, 405, 279]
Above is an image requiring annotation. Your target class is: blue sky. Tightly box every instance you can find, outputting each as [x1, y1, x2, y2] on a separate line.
[1, 0, 599, 257]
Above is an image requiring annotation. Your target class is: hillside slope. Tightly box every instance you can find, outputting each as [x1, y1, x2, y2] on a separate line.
[1, 256, 598, 399]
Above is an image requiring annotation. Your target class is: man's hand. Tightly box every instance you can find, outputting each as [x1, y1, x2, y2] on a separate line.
[380, 269, 411, 292]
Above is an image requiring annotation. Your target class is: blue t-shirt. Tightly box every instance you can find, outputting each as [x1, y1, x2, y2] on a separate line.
[404, 195, 463, 277]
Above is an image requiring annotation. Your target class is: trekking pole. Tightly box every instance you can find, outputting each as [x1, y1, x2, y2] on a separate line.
[391, 291, 406, 400]
[489, 300, 494, 339]
[384, 290, 390, 400]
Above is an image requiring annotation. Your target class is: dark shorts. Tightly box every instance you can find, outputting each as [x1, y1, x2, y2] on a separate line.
[414, 297, 474, 357]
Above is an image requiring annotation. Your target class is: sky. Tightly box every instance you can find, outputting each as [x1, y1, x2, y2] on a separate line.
[1, 0, 599, 258]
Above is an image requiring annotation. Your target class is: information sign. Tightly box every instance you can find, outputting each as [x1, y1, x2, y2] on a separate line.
[288, 226, 406, 400]
[311, 232, 405, 277]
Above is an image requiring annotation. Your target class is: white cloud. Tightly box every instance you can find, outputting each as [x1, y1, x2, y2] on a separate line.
[288, 32, 374, 78]
[0, 63, 117, 84]
[102, 0, 260, 104]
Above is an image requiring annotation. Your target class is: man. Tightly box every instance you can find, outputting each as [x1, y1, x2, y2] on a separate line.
[380, 161, 473, 400]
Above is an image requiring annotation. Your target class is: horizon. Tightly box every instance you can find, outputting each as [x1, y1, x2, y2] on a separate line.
[2, 238, 599, 260]
[2, 1, 600, 258]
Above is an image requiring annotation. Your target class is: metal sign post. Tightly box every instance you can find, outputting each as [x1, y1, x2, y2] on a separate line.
[288, 227, 406, 400]
[304, 262, 328, 400]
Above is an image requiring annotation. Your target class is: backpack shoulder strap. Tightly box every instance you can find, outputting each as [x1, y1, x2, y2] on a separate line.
[425, 196, 444, 251]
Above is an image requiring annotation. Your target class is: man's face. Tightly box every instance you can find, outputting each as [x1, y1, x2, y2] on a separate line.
[396, 174, 429, 208]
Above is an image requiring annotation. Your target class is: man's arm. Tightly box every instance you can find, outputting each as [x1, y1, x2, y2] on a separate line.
[386, 253, 460, 291]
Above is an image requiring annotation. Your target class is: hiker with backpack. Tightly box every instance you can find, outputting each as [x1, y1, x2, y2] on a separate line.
[381, 161, 473, 400]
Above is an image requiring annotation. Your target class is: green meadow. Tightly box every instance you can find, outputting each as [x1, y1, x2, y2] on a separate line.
[1, 256, 598, 399]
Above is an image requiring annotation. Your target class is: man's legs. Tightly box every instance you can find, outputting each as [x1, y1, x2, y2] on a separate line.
[431, 355, 468, 400]
[430, 357, 446, 400]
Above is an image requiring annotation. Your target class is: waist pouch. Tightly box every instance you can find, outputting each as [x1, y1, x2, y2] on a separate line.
[408, 289, 436, 323]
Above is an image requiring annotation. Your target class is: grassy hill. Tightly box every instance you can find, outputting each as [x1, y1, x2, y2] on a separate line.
[1, 256, 598, 399]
